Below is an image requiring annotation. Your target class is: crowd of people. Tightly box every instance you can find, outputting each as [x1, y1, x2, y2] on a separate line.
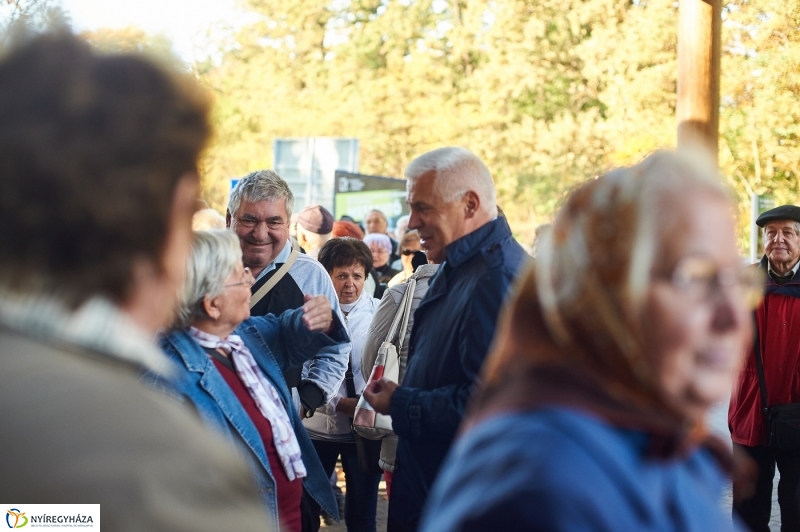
[3, 31, 800, 532]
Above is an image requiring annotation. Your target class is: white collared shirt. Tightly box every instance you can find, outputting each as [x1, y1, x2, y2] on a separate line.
[768, 258, 800, 281]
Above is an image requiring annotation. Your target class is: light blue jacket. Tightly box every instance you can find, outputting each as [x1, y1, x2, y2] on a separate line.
[146, 309, 349, 530]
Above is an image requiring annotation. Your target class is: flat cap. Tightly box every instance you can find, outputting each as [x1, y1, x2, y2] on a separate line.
[756, 205, 800, 227]
[297, 205, 334, 234]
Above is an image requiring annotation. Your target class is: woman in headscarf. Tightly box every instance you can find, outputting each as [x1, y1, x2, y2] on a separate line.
[419, 151, 759, 531]
[147, 230, 348, 532]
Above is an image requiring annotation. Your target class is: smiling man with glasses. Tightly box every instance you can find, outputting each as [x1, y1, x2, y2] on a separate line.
[227, 170, 351, 531]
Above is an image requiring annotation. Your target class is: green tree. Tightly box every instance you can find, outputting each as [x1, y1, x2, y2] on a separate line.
[197, 0, 800, 248]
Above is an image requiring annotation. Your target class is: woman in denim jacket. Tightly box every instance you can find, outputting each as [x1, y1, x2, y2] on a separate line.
[145, 230, 349, 532]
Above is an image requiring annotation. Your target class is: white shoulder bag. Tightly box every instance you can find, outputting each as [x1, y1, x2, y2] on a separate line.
[352, 278, 416, 440]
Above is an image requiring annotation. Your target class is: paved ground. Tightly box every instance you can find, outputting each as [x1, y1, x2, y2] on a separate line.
[319, 470, 388, 532]
[707, 400, 781, 531]
[320, 401, 780, 532]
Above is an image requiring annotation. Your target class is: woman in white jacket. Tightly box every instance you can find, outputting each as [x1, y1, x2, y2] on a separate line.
[362, 253, 439, 496]
[303, 237, 382, 532]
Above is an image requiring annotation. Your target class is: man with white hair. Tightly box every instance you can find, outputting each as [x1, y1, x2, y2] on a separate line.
[363, 147, 528, 532]
[228, 171, 350, 531]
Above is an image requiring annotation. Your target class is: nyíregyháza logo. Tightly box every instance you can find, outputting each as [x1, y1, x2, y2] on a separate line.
[5, 509, 27, 529]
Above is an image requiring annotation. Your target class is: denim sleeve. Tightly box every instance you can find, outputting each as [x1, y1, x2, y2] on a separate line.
[244, 308, 349, 381]
[289, 260, 353, 404]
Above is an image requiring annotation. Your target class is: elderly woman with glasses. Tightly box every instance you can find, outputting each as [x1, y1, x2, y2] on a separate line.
[419, 151, 760, 532]
[146, 230, 349, 532]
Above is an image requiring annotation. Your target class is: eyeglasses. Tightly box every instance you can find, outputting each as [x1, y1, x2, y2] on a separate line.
[664, 256, 763, 309]
[224, 267, 254, 288]
[401, 249, 419, 256]
[235, 217, 287, 230]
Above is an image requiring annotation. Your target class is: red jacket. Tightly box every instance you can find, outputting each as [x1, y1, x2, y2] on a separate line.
[729, 257, 800, 447]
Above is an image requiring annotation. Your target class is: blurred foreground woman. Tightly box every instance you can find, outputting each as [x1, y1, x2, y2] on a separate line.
[420, 151, 758, 532]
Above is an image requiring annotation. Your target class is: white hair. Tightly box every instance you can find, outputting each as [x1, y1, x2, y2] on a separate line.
[405, 147, 497, 216]
[363, 233, 392, 254]
[174, 230, 242, 329]
[192, 208, 226, 231]
[228, 169, 295, 219]
[394, 214, 410, 237]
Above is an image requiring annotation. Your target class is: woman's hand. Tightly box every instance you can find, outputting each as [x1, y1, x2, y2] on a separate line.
[336, 397, 359, 419]
[302, 294, 333, 332]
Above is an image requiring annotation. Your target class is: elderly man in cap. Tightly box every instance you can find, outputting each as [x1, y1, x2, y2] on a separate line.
[296, 205, 334, 260]
[730, 204, 800, 531]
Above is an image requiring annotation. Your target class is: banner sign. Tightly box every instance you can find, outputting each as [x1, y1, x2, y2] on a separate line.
[334, 171, 409, 226]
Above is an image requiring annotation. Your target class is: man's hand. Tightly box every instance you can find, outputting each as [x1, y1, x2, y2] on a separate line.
[302, 294, 333, 332]
[363, 378, 398, 415]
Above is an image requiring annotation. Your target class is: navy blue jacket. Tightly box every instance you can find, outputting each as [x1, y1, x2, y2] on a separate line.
[387, 217, 528, 531]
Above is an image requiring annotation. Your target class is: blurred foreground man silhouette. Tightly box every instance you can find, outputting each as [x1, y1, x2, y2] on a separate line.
[0, 34, 270, 530]
[363, 147, 528, 531]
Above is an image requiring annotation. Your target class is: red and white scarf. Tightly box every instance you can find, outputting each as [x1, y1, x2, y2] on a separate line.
[189, 327, 307, 481]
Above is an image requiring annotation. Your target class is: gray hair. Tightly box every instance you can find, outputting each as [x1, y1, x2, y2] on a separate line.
[228, 169, 295, 220]
[174, 230, 242, 329]
[405, 147, 497, 216]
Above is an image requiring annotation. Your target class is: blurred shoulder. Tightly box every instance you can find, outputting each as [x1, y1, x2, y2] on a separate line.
[0, 332, 267, 529]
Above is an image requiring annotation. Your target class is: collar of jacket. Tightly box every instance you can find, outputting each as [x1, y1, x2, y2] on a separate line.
[444, 216, 512, 269]
[760, 253, 800, 279]
[757, 255, 800, 298]
[165, 328, 215, 373]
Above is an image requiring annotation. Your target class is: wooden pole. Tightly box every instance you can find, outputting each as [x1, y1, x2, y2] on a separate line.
[677, 0, 721, 165]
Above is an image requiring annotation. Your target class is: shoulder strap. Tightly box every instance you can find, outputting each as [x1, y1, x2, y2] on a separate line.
[396, 278, 416, 351]
[753, 332, 769, 416]
[249, 247, 300, 309]
[383, 279, 414, 345]
[344, 358, 357, 398]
